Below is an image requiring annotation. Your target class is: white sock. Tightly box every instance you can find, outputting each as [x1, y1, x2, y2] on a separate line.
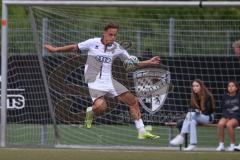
[134, 119, 145, 134]
[230, 143, 235, 148]
[86, 107, 94, 117]
[219, 142, 224, 147]
[86, 106, 92, 112]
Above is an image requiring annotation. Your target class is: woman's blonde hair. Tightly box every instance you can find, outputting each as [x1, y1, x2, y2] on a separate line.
[191, 79, 215, 112]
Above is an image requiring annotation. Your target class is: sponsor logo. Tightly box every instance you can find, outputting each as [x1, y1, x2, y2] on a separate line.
[0, 94, 25, 109]
[133, 68, 171, 114]
[95, 55, 111, 63]
[0, 76, 25, 109]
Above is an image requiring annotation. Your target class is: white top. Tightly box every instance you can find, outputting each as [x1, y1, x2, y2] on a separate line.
[77, 38, 130, 83]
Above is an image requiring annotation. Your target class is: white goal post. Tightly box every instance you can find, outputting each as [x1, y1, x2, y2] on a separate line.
[3, 1, 240, 7]
[2, 0, 240, 149]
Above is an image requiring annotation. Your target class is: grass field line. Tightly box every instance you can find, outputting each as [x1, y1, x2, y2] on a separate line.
[55, 144, 228, 152]
[4, 143, 237, 152]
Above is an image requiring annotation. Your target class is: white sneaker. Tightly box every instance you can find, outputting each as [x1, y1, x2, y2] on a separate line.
[183, 144, 196, 151]
[227, 146, 235, 152]
[216, 145, 225, 151]
[170, 135, 184, 145]
[234, 144, 240, 151]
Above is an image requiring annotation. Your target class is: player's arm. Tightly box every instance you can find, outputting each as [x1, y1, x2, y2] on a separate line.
[44, 44, 79, 52]
[138, 56, 160, 67]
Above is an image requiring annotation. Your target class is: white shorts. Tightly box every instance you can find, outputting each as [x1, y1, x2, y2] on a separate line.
[88, 78, 129, 102]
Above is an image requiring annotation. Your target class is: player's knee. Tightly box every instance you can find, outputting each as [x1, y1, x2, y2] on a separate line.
[93, 105, 107, 116]
[93, 99, 107, 115]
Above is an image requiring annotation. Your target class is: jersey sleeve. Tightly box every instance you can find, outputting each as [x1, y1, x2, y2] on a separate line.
[77, 38, 93, 53]
[118, 47, 130, 61]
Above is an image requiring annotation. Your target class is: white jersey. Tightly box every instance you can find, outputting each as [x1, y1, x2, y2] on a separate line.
[77, 38, 130, 83]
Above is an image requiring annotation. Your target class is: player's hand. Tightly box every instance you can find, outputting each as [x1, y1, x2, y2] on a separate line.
[44, 44, 57, 52]
[149, 56, 160, 64]
[137, 56, 160, 67]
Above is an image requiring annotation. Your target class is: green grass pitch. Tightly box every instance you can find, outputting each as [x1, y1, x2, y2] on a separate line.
[0, 148, 240, 160]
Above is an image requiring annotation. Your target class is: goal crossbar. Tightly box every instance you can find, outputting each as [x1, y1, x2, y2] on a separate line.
[3, 1, 240, 7]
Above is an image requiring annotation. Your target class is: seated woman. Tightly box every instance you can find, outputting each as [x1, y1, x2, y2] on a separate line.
[170, 79, 215, 151]
[216, 80, 240, 151]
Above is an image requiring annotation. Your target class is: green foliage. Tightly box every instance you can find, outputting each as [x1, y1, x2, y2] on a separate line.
[1, 4, 240, 21]
[1, 4, 240, 56]
[0, 5, 28, 19]
[9, 6, 28, 19]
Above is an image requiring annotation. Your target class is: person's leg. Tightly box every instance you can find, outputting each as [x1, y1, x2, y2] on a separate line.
[226, 118, 239, 145]
[85, 82, 108, 128]
[184, 113, 210, 151]
[217, 118, 227, 144]
[85, 97, 107, 128]
[189, 119, 197, 145]
[234, 119, 240, 151]
[192, 113, 211, 144]
[110, 79, 141, 120]
[117, 91, 159, 139]
[170, 112, 195, 146]
[180, 112, 195, 134]
[216, 118, 228, 151]
[181, 119, 198, 151]
[117, 91, 141, 120]
[92, 97, 108, 115]
[117, 92, 143, 133]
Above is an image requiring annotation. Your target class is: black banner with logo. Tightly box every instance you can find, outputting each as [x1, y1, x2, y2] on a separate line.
[1, 55, 240, 124]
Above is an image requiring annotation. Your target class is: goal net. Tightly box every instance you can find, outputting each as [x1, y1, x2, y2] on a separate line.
[3, 2, 240, 148]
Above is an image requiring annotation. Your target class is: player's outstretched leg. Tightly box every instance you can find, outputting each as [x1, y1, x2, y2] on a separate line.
[135, 119, 160, 140]
[118, 92, 160, 140]
[85, 107, 93, 129]
[84, 98, 108, 128]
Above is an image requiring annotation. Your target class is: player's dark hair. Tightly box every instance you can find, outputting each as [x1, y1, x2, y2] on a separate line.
[104, 23, 119, 31]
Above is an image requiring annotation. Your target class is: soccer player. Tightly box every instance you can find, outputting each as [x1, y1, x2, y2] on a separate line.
[45, 23, 160, 139]
[170, 79, 215, 151]
[216, 80, 240, 151]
